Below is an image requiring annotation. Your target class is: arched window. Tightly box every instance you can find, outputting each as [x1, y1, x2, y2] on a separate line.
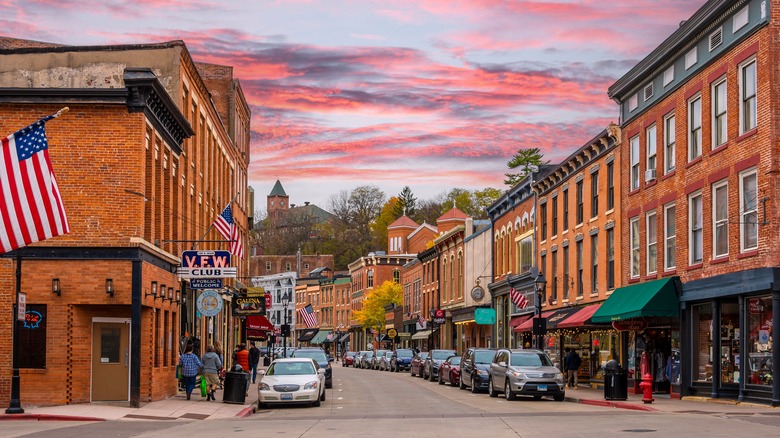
[393, 270, 401, 283]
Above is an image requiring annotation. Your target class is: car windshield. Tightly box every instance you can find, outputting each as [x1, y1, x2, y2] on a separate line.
[432, 350, 456, 360]
[385, 352, 393, 358]
[448, 357, 461, 365]
[267, 361, 315, 375]
[510, 353, 553, 367]
[346, 352, 356, 357]
[474, 351, 494, 364]
[418, 353, 429, 359]
[365, 352, 374, 358]
[293, 350, 327, 362]
[396, 350, 413, 358]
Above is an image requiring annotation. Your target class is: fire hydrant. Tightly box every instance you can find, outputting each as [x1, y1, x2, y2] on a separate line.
[639, 351, 654, 404]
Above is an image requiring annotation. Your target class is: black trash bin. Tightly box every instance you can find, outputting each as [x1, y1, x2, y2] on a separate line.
[603, 359, 628, 400]
[263, 355, 270, 366]
[223, 371, 249, 404]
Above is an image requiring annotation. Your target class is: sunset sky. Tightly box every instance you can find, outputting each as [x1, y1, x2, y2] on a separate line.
[1, 0, 704, 212]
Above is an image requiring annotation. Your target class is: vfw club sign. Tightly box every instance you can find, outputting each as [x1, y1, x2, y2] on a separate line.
[176, 250, 237, 278]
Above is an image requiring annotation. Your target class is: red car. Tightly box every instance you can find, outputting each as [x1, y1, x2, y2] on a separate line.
[342, 351, 357, 367]
[438, 355, 461, 387]
[410, 352, 429, 377]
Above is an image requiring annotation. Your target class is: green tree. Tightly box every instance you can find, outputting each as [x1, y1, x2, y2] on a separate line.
[504, 147, 547, 187]
[392, 186, 417, 218]
[352, 281, 403, 331]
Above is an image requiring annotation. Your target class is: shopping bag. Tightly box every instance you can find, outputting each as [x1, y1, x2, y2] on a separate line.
[176, 365, 183, 380]
[200, 375, 207, 397]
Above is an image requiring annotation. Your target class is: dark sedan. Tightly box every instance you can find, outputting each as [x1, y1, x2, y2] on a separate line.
[423, 349, 456, 382]
[410, 352, 429, 377]
[459, 348, 496, 393]
[438, 355, 461, 387]
[390, 348, 415, 372]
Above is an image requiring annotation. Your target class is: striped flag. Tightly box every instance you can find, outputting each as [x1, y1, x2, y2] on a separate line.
[213, 203, 244, 259]
[510, 288, 529, 309]
[299, 304, 318, 328]
[1, 114, 69, 254]
[417, 313, 426, 328]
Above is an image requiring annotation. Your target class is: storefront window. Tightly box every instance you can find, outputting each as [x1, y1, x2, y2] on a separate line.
[544, 334, 561, 370]
[747, 296, 772, 386]
[720, 301, 740, 384]
[590, 331, 619, 381]
[692, 304, 713, 382]
[564, 333, 592, 381]
[669, 330, 681, 385]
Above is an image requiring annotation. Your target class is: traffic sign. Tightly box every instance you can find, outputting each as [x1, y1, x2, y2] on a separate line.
[387, 328, 397, 338]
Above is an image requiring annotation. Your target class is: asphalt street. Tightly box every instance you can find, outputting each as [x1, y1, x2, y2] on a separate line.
[6, 364, 780, 437]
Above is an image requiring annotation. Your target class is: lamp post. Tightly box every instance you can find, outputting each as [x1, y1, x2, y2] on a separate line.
[282, 292, 290, 358]
[533, 273, 547, 350]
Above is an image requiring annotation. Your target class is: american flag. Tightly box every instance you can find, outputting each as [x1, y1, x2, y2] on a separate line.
[212, 203, 244, 259]
[299, 304, 318, 328]
[1, 114, 69, 254]
[417, 313, 426, 328]
[510, 288, 529, 309]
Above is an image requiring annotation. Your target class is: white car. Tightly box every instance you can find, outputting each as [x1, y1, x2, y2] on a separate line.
[257, 358, 326, 408]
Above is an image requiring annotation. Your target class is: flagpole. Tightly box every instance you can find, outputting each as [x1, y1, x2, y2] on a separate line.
[192, 191, 240, 250]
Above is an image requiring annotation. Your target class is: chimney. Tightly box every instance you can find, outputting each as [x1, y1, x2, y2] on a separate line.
[304, 201, 310, 206]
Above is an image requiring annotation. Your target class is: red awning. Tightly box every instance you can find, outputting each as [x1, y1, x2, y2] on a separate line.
[246, 315, 274, 331]
[509, 314, 533, 328]
[557, 304, 602, 329]
[246, 329, 267, 340]
[514, 311, 555, 332]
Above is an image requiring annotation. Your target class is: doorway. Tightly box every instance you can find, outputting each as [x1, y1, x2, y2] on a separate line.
[91, 320, 130, 401]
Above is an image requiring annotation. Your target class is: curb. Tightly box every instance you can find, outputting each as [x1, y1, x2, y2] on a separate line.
[235, 404, 256, 418]
[568, 397, 657, 412]
[0, 414, 105, 422]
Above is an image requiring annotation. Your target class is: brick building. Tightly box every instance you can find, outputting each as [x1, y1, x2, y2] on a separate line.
[0, 38, 250, 407]
[606, 0, 779, 404]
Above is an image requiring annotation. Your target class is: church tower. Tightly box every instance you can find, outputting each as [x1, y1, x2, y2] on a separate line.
[267, 179, 289, 221]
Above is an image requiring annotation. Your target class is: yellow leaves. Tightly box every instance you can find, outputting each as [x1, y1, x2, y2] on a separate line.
[353, 280, 403, 330]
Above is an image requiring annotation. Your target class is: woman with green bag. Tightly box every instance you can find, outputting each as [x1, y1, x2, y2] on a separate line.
[201, 345, 223, 401]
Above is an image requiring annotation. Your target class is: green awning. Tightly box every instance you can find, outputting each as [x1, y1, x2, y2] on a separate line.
[309, 329, 332, 344]
[591, 277, 679, 323]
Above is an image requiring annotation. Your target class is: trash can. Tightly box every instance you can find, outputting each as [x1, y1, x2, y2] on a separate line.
[223, 371, 249, 404]
[603, 359, 628, 400]
[263, 355, 270, 366]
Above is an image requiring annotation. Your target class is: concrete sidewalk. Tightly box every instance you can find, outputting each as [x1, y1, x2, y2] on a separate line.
[0, 384, 257, 422]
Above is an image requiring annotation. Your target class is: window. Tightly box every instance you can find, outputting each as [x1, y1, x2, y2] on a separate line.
[266, 261, 271, 271]
[663, 65, 674, 87]
[367, 270, 374, 288]
[664, 204, 677, 271]
[712, 79, 728, 147]
[563, 246, 570, 299]
[630, 217, 640, 278]
[551, 250, 558, 302]
[629, 94, 638, 112]
[519, 236, 533, 273]
[689, 192, 703, 264]
[689, 96, 702, 161]
[393, 270, 401, 284]
[630, 135, 640, 190]
[740, 59, 757, 133]
[591, 235, 598, 293]
[606, 162, 614, 210]
[733, 6, 749, 32]
[664, 113, 676, 173]
[540, 203, 547, 240]
[540, 254, 547, 301]
[647, 211, 657, 274]
[304, 263, 310, 270]
[15, 304, 47, 368]
[685, 47, 697, 69]
[285, 262, 291, 271]
[562, 189, 569, 230]
[747, 296, 773, 387]
[576, 180, 584, 224]
[606, 228, 615, 290]
[646, 125, 657, 178]
[591, 172, 599, 218]
[740, 168, 758, 251]
[576, 240, 583, 297]
[551, 196, 558, 236]
[713, 180, 729, 258]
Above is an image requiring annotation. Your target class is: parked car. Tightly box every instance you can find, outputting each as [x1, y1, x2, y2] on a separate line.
[423, 349, 457, 381]
[410, 352, 429, 377]
[438, 355, 461, 387]
[291, 347, 334, 388]
[487, 349, 565, 401]
[459, 348, 496, 393]
[360, 350, 375, 369]
[257, 358, 325, 409]
[378, 351, 394, 371]
[355, 351, 368, 368]
[390, 348, 415, 372]
[342, 351, 357, 367]
[274, 347, 296, 358]
[372, 350, 388, 370]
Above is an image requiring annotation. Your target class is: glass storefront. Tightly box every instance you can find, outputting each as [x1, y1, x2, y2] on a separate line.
[591, 331, 619, 381]
[747, 296, 773, 386]
[720, 301, 740, 384]
[692, 304, 713, 383]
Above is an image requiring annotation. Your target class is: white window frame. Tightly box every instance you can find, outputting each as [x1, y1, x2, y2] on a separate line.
[663, 65, 674, 87]
[712, 78, 728, 148]
[733, 6, 749, 32]
[646, 211, 657, 275]
[630, 217, 640, 278]
[689, 191, 703, 265]
[739, 58, 757, 134]
[629, 94, 638, 112]
[664, 113, 676, 174]
[688, 95, 702, 161]
[712, 180, 729, 259]
[646, 124, 657, 175]
[630, 135, 640, 190]
[685, 47, 698, 70]
[664, 203, 676, 271]
[740, 168, 759, 252]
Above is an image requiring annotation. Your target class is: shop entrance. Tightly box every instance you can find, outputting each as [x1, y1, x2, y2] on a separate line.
[634, 328, 672, 394]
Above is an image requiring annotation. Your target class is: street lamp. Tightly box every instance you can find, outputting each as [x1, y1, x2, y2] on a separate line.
[282, 292, 291, 358]
[533, 273, 547, 350]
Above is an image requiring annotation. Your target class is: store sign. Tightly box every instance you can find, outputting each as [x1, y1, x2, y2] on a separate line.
[177, 250, 236, 278]
[190, 278, 223, 289]
[474, 308, 496, 325]
[17, 292, 26, 321]
[433, 309, 446, 324]
[196, 289, 224, 317]
[612, 319, 648, 331]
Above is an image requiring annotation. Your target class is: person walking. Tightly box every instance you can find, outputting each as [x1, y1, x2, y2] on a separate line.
[249, 341, 261, 384]
[201, 345, 223, 401]
[179, 344, 203, 400]
[562, 347, 571, 380]
[214, 341, 225, 389]
[565, 348, 582, 389]
[233, 343, 251, 396]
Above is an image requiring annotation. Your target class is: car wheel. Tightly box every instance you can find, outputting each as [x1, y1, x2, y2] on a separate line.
[313, 397, 321, 407]
[554, 395, 565, 402]
[321, 389, 326, 401]
[258, 402, 267, 410]
[488, 379, 498, 397]
[459, 374, 466, 390]
[430, 370, 437, 382]
[471, 376, 479, 394]
[451, 373, 458, 387]
[326, 381, 332, 389]
[438, 373, 445, 385]
[505, 381, 516, 401]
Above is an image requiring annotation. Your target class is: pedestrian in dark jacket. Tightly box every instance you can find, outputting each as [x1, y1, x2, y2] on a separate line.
[249, 341, 261, 383]
[565, 349, 582, 389]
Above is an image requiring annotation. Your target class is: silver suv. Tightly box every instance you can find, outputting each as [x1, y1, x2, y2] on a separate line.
[487, 349, 565, 401]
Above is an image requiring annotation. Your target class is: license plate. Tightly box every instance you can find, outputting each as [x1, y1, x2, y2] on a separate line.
[281, 393, 293, 400]
[537, 385, 547, 391]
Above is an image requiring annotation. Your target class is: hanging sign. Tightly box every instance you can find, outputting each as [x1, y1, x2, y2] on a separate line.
[433, 309, 446, 324]
[612, 319, 648, 331]
[190, 278, 223, 289]
[196, 289, 224, 317]
[177, 250, 236, 278]
[17, 292, 26, 321]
